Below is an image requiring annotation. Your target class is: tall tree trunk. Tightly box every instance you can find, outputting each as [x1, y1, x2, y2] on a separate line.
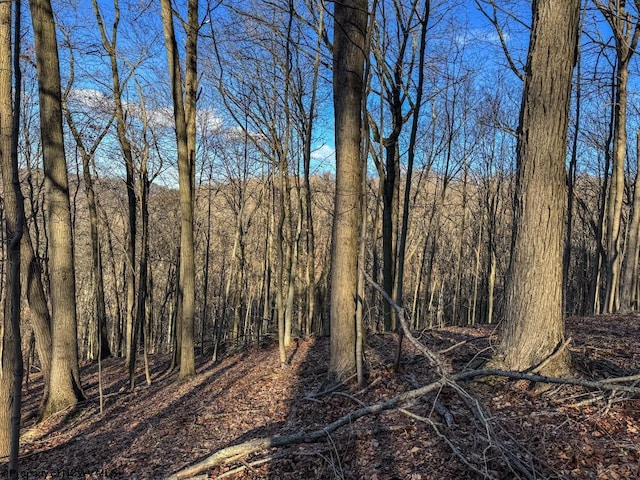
[494, 0, 580, 375]
[0, 0, 25, 468]
[591, 67, 616, 314]
[301, 0, 324, 336]
[395, 0, 430, 328]
[201, 164, 213, 351]
[563, 42, 581, 315]
[275, 172, 287, 363]
[329, 0, 368, 382]
[0, 0, 52, 413]
[31, 0, 84, 419]
[160, 0, 198, 379]
[62, 56, 113, 361]
[130, 83, 151, 390]
[596, 0, 640, 313]
[91, 0, 137, 365]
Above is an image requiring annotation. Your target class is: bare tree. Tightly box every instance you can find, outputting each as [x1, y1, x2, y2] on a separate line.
[329, 0, 369, 382]
[62, 43, 114, 361]
[160, 0, 198, 379]
[493, 0, 580, 374]
[30, 0, 84, 418]
[0, 0, 24, 472]
[594, 0, 640, 313]
[91, 0, 138, 366]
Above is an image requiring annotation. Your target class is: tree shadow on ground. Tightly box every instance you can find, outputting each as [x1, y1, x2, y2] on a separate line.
[12, 351, 253, 478]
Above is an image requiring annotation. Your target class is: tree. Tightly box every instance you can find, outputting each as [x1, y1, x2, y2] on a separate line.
[0, 0, 24, 471]
[62, 42, 113, 361]
[367, 0, 430, 331]
[160, 0, 198, 380]
[91, 0, 138, 364]
[329, 0, 369, 382]
[30, 0, 84, 418]
[620, 130, 640, 312]
[594, 0, 640, 313]
[493, 0, 580, 375]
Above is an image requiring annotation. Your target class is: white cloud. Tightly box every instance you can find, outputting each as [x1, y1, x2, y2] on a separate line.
[197, 108, 224, 132]
[311, 144, 335, 161]
[67, 88, 114, 115]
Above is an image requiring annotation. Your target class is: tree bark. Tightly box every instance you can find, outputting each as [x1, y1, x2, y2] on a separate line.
[0, 0, 24, 467]
[619, 129, 640, 312]
[30, 0, 84, 419]
[495, 0, 580, 375]
[160, 0, 197, 380]
[329, 0, 369, 382]
[0, 0, 52, 416]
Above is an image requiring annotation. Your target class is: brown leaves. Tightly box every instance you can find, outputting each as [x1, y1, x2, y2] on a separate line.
[6, 315, 640, 479]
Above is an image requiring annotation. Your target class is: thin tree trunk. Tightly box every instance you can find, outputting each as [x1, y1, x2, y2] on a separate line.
[62, 64, 113, 360]
[619, 129, 640, 312]
[395, 0, 430, 328]
[563, 5, 584, 315]
[596, 0, 640, 313]
[301, 0, 324, 337]
[130, 84, 151, 390]
[90, 0, 137, 366]
[160, 0, 198, 380]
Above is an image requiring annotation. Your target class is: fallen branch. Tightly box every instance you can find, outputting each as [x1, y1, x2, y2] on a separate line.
[169, 275, 640, 480]
[167, 364, 640, 480]
[453, 368, 640, 394]
[167, 378, 448, 479]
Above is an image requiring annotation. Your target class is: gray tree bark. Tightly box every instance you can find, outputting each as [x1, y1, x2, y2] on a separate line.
[494, 0, 580, 375]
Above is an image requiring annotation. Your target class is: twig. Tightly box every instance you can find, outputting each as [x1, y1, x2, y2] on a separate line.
[399, 408, 499, 480]
[167, 378, 449, 479]
[331, 391, 367, 407]
[214, 456, 272, 479]
[438, 335, 491, 354]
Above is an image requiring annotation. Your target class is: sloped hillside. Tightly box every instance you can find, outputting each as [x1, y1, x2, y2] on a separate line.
[6, 315, 640, 479]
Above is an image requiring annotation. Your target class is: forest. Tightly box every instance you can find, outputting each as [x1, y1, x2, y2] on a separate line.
[2, 0, 640, 478]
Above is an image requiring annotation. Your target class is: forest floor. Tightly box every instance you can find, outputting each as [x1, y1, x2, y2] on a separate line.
[3, 314, 640, 479]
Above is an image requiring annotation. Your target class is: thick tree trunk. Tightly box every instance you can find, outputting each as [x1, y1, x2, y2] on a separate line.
[0, 0, 52, 413]
[329, 0, 368, 382]
[31, 0, 84, 419]
[495, 0, 580, 375]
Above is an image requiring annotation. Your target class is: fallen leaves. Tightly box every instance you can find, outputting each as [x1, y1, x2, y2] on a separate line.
[3, 314, 640, 479]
